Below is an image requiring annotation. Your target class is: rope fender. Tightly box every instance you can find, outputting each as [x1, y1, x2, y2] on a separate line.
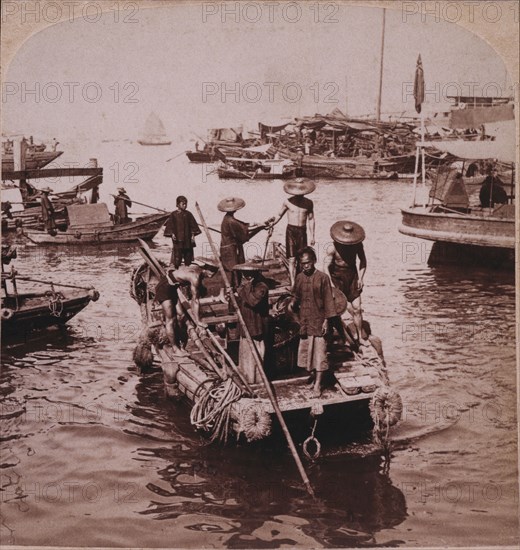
[237, 403, 271, 442]
[370, 386, 403, 429]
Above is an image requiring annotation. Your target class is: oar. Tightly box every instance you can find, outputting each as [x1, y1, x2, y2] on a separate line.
[166, 150, 187, 162]
[195, 201, 315, 498]
[8, 275, 95, 291]
[113, 197, 221, 234]
[262, 225, 274, 264]
[110, 195, 167, 213]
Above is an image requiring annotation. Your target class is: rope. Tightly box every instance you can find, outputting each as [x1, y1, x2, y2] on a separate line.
[190, 377, 243, 443]
[46, 290, 64, 317]
[302, 418, 321, 460]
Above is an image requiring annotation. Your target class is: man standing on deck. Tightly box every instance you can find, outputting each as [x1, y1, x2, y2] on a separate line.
[154, 258, 219, 356]
[268, 180, 316, 288]
[324, 221, 367, 346]
[218, 196, 271, 288]
[234, 260, 270, 384]
[291, 247, 336, 397]
[479, 167, 508, 208]
[114, 187, 132, 224]
[40, 187, 56, 234]
[164, 196, 201, 268]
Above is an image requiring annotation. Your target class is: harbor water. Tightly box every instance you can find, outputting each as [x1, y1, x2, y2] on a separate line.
[1, 140, 517, 547]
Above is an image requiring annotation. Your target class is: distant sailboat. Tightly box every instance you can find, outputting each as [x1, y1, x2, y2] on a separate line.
[137, 113, 172, 146]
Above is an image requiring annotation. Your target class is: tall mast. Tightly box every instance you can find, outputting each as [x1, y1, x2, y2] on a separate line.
[376, 8, 386, 121]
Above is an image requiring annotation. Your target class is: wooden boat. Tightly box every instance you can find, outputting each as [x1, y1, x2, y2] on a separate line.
[2, 174, 103, 232]
[137, 113, 171, 146]
[399, 138, 515, 267]
[186, 150, 218, 163]
[2, 150, 63, 173]
[217, 158, 295, 180]
[130, 242, 402, 447]
[1, 246, 99, 340]
[23, 203, 168, 244]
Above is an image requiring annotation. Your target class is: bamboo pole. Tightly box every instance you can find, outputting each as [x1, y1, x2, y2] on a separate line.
[195, 201, 315, 498]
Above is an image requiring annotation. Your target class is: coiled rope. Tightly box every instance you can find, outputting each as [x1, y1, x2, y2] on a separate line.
[46, 290, 64, 317]
[190, 377, 242, 443]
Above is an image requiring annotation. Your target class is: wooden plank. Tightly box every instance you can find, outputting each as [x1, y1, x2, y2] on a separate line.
[1, 167, 103, 180]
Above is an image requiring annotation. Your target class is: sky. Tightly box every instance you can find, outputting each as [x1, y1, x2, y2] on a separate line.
[2, 2, 512, 142]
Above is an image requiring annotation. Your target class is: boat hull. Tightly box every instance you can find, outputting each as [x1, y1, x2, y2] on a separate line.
[1, 290, 95, 340]
[137, 140, 171, 146]
[1, 151, 63, 173]
[24, 213, 168, 244]
[218, 168, 294, 180]
[399, 206, 515, 249]
[186, 151, 218, 162]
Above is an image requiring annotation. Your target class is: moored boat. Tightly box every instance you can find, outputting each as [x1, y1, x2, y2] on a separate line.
[217, 158, 295, 180]
[23, 203, 168, 244]
[1, 246, 99, 340]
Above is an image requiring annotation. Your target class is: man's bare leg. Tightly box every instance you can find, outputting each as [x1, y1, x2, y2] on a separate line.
[349, 297, 368, 345]
[288, 257, 296, 288]
[313, 370, 324, 397]
[161, 300, 188, 356]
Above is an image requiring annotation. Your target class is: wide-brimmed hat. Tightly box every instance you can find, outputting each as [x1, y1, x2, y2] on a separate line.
[283, 180, 316, 196]
[332, 287, 348, 316]
[192, 257, 219, 272]
[217, 197, 245, 212]
[330, 220, 365, 244]
[40, 187, 53, 193]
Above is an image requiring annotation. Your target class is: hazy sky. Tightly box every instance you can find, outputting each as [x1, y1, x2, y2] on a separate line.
[2, 3, 511, 141]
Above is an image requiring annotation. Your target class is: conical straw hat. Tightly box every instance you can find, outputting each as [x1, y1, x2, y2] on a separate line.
[217, 197, 246, 212]
[330, 221, 365, 244]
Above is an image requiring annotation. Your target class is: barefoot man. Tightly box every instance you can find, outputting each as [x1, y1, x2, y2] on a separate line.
[269, 180, 315, 287]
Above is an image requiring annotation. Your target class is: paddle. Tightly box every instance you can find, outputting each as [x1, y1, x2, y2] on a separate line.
[112, 197, 221, 234]
[166, 150, 188, 163]
[195, 201, 315, 498]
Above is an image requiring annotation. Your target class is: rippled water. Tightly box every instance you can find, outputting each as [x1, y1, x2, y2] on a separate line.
[1, 140, 517, 547]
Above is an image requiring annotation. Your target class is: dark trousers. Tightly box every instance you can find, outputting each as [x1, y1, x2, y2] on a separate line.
[171, 245, 194, 268]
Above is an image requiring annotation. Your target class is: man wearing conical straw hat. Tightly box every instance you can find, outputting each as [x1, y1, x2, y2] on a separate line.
[324, 220, 368, 346]
[268, 179, 316, 288]
[218, 197, 271, 287]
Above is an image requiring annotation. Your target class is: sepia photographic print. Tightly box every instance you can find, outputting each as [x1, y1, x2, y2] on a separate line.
[1, 1, 518, 547]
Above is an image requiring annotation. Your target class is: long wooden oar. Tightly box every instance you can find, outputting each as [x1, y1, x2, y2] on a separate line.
[7, 275, 95, 291]
[195, 201, 315, 498]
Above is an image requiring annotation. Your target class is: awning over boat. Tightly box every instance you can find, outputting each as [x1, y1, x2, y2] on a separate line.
[208, 127, 243, 142]
[244, 144, 272, 154]
[258, 122, 290, 137]
[422, 137, 515, 164]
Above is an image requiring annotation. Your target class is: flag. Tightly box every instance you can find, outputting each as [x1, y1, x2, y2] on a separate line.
[413, 55, 424, 114]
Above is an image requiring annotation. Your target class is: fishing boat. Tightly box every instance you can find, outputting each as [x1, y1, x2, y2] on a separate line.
[137, 113, 172, 146]
[23, 203, 168, 245]
[186, 150, 219, 163]
[217, 158, 295, 180]
[130, 240, 402, 450]
[1, 246, 99, 340]
[2, 150, 63, 173]
[2, 174, 103, 232]
[399, 138, 515, 267]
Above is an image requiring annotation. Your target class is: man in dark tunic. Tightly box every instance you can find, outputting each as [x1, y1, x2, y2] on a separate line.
[114, 187, 132, 224]
[324, 221, 367, 345]
[218, 197, 270, 287]
[234, 260, 270, 384]
[479, 168, 508, 208]
[40, 187, 56, 234]
[291, 247, 336, 397]
[164, 196, 201, 268]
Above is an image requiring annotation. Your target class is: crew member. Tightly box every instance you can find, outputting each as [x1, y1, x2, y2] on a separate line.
[269, 180, 315, 288]
[218, 196, 271, 287]
[114, 187, 132, 224]
[324, 221, 367, 345]
[479, 168, 508, 208]
[234, 259, 270, 384]
[164, 196, 201, 268]
[40, 187, 56, 234]
[291, 247, 336, 397]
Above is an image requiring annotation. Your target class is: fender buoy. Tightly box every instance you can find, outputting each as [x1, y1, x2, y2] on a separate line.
[1, 308, 14, 320]
[239, 404, 271, 442]
[74, 231, 82, 239]
[88, 289, 100, 302]
[370, 386, 403, 428]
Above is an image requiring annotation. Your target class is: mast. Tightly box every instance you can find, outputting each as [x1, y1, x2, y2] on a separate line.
[375, 8, 386, 121]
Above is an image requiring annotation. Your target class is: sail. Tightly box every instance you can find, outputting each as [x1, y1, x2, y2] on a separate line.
[138, 113, 171, 145]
